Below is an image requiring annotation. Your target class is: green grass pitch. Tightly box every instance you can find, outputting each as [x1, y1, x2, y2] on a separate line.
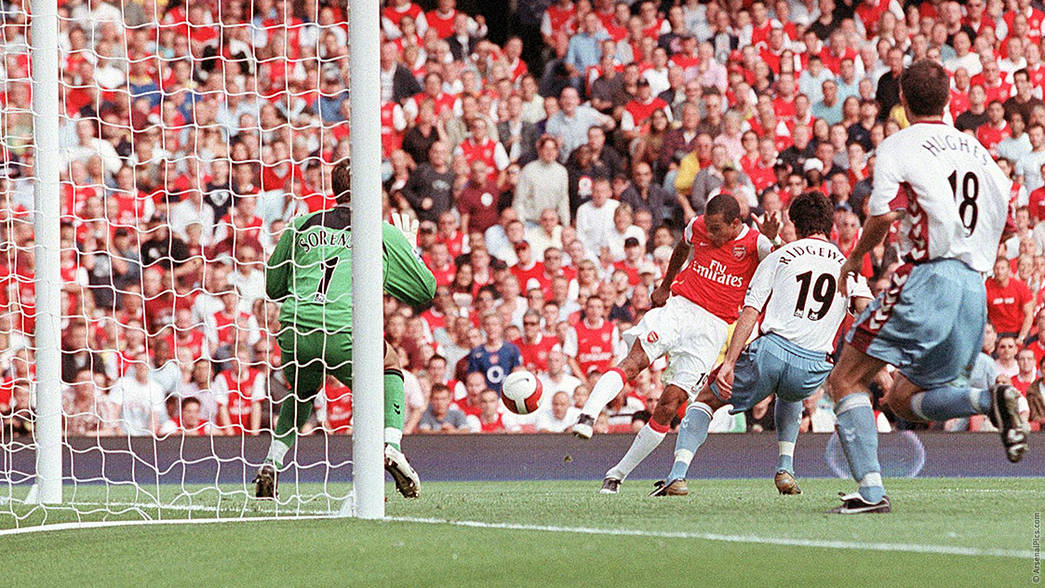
[0, 478, 1038, 586]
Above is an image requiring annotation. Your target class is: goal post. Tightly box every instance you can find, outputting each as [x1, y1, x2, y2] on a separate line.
[348, 0, 385, 520]
[29, 0, 62, 506]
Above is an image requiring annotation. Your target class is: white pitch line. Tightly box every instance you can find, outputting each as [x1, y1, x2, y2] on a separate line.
[387, 516, 1033, 559]
[0, 513, 1033, 559]
[0, 515, 339, 537]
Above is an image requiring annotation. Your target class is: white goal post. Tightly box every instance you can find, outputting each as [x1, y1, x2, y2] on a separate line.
[347, 0, 385, 520]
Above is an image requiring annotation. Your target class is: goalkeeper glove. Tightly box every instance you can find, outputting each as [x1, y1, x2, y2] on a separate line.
[390, 211, 421, 254]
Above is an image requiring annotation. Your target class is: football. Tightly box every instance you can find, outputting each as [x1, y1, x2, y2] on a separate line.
[500, 370, 543, 415]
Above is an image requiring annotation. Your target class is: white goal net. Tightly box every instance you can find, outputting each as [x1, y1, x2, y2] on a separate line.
[0, 0, 373, 527]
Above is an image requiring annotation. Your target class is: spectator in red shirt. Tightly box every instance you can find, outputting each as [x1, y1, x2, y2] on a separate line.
[475, 389, 506, 432]
[1012, 347, 1039, 395]
[986, 256, 1036, 340]
[975, 100, 1011, 155]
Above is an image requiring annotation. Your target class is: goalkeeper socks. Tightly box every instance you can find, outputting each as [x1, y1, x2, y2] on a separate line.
[774, 399, 803, 474]
[582, 368, 625, 419]
[606, 419, 668, 481]
[667, 402, 713, 481]
[834, 393, 884, 503]
[268, 394, 316, 466]
[266, 439, 291, 469]
[384, 371, 406, 451]
[909, 386, 990, 421]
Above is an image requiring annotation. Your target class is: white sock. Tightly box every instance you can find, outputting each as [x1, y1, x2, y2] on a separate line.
[582, 369, 625, 418]
[266, 439, 291, 468]
[606, 424, 667, 480]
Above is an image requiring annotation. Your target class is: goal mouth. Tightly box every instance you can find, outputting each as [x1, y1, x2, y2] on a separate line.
[2, 0, 389, 527]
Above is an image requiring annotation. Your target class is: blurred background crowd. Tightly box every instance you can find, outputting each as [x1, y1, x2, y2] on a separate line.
[0, 0, 1043, 438]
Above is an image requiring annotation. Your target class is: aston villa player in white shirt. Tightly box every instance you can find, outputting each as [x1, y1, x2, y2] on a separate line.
[651, 192, 873, 497]
[827, 59, 1028, 515]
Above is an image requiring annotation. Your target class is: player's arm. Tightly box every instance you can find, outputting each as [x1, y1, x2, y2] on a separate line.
[716, 253, 775, 398]
[383, 219, 437, 306]
[714, 306, 760, 400]
[265, 220, 296, 301]
[651, 232, 693, 306]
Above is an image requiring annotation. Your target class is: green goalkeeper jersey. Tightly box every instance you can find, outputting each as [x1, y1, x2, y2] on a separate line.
[265, 205, 436, 332]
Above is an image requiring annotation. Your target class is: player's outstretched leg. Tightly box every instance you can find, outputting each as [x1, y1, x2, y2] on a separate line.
[773, 399, 804, 495]
[574, 340, 650, 439]
[650, 400, 714, 497]
[601, 384, 687, 493]
[901, 380, 1029, 463]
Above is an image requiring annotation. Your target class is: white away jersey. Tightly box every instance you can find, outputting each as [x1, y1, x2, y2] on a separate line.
[869, 121, 1012, 273]
[744, 238, 873, 353]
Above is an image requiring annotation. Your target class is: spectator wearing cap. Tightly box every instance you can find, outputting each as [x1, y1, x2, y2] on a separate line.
[575, 177, 620, 255]
[620, 78, 673, 143]
[514, 135, 570, 226]
[546, 87, 615, 164]
[618, 162, 671, 229]
[402, 141, 455, 224]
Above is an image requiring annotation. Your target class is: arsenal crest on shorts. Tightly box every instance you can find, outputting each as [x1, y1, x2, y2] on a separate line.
[733, 245, 746, 260]
[646, 331, 659, 343]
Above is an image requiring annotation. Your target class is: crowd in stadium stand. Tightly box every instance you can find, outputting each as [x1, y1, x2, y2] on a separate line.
[1, 0, 1044, 438]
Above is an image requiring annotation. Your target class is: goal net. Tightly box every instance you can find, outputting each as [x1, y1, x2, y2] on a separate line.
[0, 0, 378, 528]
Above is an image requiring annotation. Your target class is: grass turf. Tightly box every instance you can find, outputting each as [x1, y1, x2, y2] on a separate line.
[0, 478, 1039, 586]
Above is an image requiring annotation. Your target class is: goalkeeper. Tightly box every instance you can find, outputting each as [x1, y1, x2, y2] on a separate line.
[254, 160, 436, 499]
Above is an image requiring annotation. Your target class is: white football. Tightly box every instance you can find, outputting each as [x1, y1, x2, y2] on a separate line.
[501, 370, 543, 415]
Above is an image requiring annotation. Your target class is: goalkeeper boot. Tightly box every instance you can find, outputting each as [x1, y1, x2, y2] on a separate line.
[253, 464, 278, 499]
[384, 445, 420, 499]
[774, 470, 802, 495]
[649, 479, 689, 497]
[988, 384, 1030, 463]
[572, 414, 595, 439]
[826, 492, 891, 514]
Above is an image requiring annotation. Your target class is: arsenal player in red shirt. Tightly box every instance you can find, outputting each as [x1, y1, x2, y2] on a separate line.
[571, 196, 777, 492]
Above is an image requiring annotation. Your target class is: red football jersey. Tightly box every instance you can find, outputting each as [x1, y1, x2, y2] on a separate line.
[573, 319, 616, 376]
[218, 369, 262, 435]
[670, 216, 766, 323]
[513, 333, 560, 372]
